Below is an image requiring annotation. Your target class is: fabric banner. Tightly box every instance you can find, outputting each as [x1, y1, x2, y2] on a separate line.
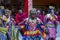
[24, 0, 28, 17]
[24, 0, 33, 17]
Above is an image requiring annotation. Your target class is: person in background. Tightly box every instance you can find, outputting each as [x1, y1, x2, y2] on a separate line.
[2, 8, 11, 27]
[15, 9, 26, 25]
[36, 10, 41, 18]
[44, 8, 57, 40]
[5, 7, 11, 16]
[5, 7, 11, 24]
[0, 18, 8, 40]
[41, 10, 46, 23]
[56, 12, 60, 40]
[56, 11, 60, 23]
[19, 8, 46, 40]
[37, 10, 45, 23]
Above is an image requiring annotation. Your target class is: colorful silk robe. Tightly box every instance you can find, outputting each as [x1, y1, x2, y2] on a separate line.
[44, 14, 57, 40]
[22, 17, 45, 40]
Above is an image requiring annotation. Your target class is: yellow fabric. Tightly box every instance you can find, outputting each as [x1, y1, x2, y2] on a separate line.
[24, 30, 40, 36]
[43, 33, 46, 38]
[0, 27, 8, 34]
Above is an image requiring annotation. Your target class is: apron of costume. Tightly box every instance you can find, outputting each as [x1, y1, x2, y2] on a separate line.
[46, 21, 56, 38]
[23, 18, 43, 40]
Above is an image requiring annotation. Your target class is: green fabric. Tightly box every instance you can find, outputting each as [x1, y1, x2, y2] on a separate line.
[11, 24, 19, 40]
[0, 27, 8, 34]
[11, 24, 15, 40]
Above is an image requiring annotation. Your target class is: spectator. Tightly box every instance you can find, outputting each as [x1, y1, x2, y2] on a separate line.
[15, 9, 26, 25]
[37, 10, 45, 23]
[5, 7, 11, 16]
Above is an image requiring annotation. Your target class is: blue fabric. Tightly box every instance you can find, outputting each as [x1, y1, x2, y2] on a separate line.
[57, 24, 60, 37]
[7, 29, 11, 40]
[25, 22, 44, 32]
[2, 21, 6, 27]
[23, 36, 41, 40]
[0, 32, 7, 40]
[0, 9, 5, 16]
[24, 23, 28, 30]
[36, 24, 44, 33]
[18, 32, 23, 40]
[44, 17, 47, 25]
[0, 21, 6, 27]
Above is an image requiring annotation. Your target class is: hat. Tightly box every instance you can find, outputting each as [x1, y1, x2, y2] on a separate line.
[49, 6, 55, 9]
[30, 8, 37, 15]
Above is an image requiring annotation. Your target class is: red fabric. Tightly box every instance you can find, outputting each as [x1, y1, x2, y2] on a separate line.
[57, 14, 60, 22]
[15, 12, 26, 23]
[24, 0, 28, 18]
[37, 14, 45, 22]
[16, 0, 28, 24]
